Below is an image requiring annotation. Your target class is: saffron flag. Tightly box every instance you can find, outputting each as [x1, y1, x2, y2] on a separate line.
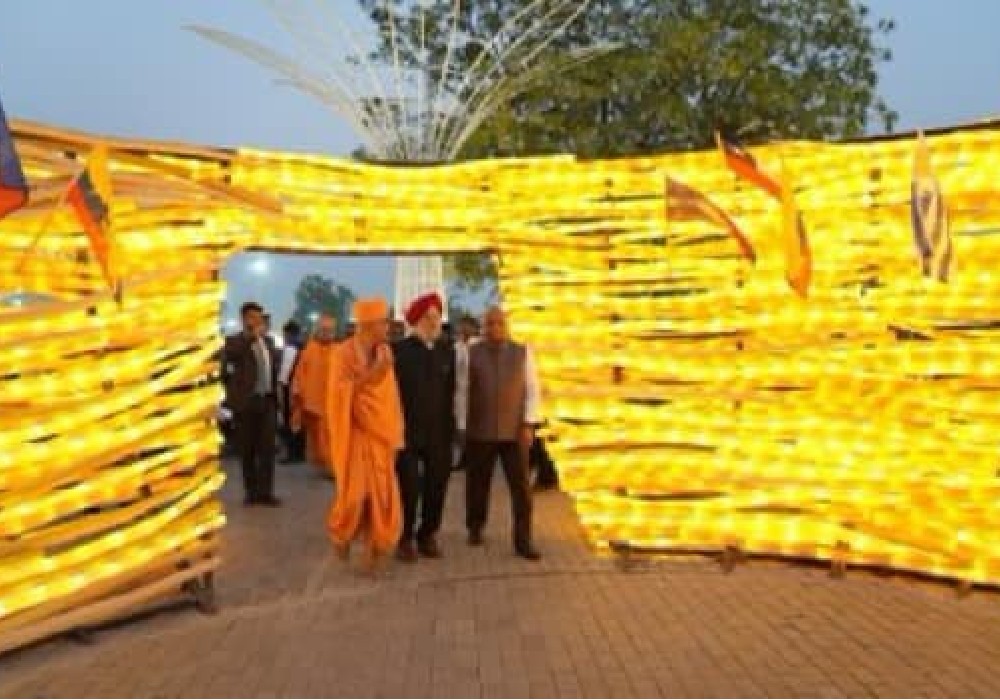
[67, 145, 115, 287]
[910, 132, 953, 282]
[715, 132, 782, 199]
[0, 95, 28, 219]
[665, 176, 756, 263]
[780, 164, 812, 298]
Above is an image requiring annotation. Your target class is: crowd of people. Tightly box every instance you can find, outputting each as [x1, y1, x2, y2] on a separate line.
[219, 293, 558, 573]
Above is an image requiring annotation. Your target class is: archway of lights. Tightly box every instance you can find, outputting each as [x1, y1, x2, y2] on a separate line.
[2, 118, 1000, 654]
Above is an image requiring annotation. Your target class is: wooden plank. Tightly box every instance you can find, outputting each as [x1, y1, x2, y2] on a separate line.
[0, 557, 220, 655]
[10, 118, 235, 163]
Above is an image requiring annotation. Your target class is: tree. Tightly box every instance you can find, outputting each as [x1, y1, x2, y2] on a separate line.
[360, 0, 897, 286]
[447, 297, 478, 325]
[445, 253, 500, 304]
[290, 275, 357, 336]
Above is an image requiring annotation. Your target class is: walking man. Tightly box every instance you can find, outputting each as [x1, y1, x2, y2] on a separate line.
[326, 297, 404, 573]
[452, 315, 479, 471]
[278, 320, 305, 463]
[458, 306, 542, 560]
[291, 313, 339, 474]
[221, 301, 281, 506]
[393, 292, 456, 561]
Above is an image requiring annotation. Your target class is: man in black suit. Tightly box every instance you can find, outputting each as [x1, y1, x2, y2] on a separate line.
[221, 301, 282, 506]
[393, 292, 456, 561]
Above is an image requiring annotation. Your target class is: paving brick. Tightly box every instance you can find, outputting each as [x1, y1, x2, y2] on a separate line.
[4, 461, 1000, 698]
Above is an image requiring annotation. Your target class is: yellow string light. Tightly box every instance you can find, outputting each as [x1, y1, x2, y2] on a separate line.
[1, 120, 1000, 653]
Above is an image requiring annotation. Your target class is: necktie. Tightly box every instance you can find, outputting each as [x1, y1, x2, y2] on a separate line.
[255, 339, 271, 394]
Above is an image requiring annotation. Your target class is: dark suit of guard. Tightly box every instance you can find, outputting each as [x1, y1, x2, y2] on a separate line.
[393, 333, 456, 554]
[221, 331, 281, 504]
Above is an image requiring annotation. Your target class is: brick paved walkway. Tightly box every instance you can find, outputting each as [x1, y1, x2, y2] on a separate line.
[2, 461, 1000, 698]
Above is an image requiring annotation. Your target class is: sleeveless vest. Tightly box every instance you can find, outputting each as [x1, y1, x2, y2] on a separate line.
[467, 341, 527, 442]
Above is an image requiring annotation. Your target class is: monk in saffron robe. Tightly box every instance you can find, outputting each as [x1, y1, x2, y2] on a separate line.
[291, 313, 338, 474]
[326, 297, 404, 572]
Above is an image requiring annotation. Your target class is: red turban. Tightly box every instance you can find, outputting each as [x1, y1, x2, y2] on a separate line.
[404, 292, 443, 326]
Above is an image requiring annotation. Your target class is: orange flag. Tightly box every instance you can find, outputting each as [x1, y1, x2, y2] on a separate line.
[716, 131, 811, 296]
[715, 132, 782, 199]
[779, 163, 811, 298]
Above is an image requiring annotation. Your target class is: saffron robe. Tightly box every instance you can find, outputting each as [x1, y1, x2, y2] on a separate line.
[291, 339, 336, 471]
[325, 339, 404, 554]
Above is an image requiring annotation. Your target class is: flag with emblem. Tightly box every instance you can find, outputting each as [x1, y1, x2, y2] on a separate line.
[911, 132, 953, 282]
[67, 145, 115, 287]
[0, 94, 28, 219]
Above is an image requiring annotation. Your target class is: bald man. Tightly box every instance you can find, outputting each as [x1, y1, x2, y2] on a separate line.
[326, 298, 404, 573]
[291, 313, 339, 473]
[457, 306, 542, 560]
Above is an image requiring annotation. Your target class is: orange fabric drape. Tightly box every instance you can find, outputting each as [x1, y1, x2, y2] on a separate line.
[302, 413, 331, 470]
[325, 339, 404, 555]
[292, 339, 336, 470]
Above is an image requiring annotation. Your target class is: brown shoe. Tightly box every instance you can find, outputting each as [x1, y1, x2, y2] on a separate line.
[417, 536, 442, 559]
[396, 540, 418, 563]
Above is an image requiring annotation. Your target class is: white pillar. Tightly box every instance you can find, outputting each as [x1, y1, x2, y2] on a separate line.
[393, 255, 447, 321]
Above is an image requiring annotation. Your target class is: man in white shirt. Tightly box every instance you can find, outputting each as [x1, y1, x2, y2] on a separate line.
[455, 306, 542, 560]
[277, 320, 304, 463]
[452, 315, 479, 469]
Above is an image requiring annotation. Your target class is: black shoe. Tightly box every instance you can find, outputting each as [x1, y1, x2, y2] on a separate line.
[417, 536, 442, 558]
[468, 530, 484, 546]
[260, 496, 282, 507]
[243, 496, 258, 507]
[515, 545, 541, 561]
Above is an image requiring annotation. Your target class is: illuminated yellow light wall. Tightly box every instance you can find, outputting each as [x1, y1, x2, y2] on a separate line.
[2, 120, 1000, 653]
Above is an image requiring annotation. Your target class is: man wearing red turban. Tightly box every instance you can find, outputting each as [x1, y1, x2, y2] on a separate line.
[403, 292, 443, 327]
[392, 291, 456, 561]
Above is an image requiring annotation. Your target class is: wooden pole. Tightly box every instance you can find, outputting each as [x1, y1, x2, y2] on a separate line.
[0, 558, 220, 655]
[110, 150, 282, 214]
[14, 169, 80, 275]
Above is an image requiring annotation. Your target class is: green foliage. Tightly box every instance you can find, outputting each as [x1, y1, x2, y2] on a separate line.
[290, 275, 356, 335]
[444, 253, 499, 302]
[359, 0, 897, 289]
[447, 296, 478, 324]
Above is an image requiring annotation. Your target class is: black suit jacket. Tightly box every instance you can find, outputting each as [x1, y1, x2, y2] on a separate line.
[393, 334, 456, 451]
[221, 332, 280, 413]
